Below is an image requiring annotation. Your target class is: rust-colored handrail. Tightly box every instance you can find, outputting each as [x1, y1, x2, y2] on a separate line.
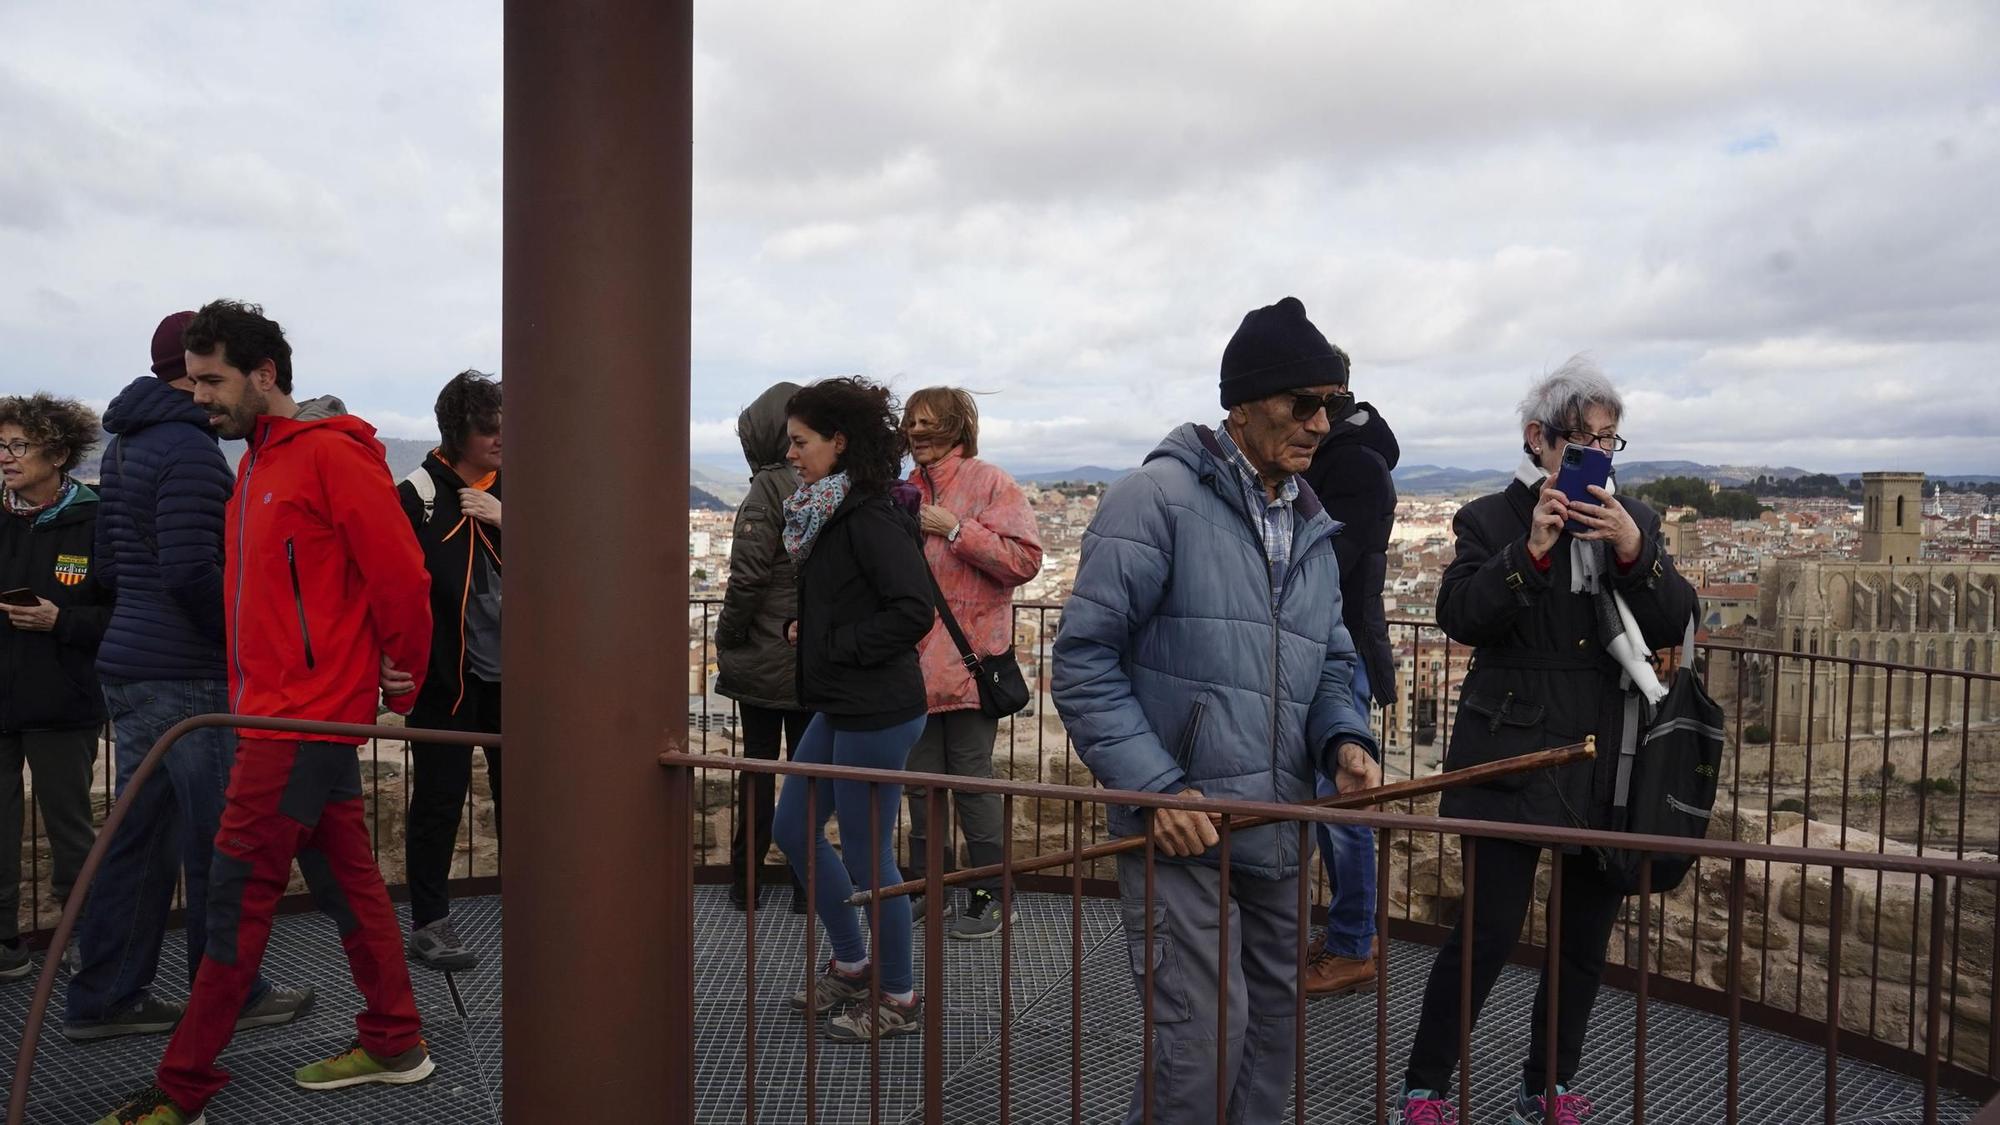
[850, 738, 1596, 905]
[8, 714, 494, 1125]
[656, 750, 2000, 882]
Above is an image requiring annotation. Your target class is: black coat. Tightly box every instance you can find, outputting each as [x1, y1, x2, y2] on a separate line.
[792, 489, 932, 729]
[396, 454, 502, 719]
[1435, 480, 1696, 831]
[0, 487, 113, 731]
[1302, 402, 1399, 706]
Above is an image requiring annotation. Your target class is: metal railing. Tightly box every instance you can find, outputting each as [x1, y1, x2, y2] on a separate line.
[679, 599, 2000, 1096]
[657, 749, 2000, 1124]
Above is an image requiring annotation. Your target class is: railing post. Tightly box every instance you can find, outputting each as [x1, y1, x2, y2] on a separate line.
[663, 764, 695, 1123]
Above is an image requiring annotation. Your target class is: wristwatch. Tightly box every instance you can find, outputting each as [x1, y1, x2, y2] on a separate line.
[946, 523, 962, 544]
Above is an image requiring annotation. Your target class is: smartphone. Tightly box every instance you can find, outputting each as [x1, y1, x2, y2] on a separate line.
[0, 587, 37, 607]
[1552, 443, 1613, 535]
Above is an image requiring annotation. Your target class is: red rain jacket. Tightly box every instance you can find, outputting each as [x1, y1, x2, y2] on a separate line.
[224, 401, 431, 742]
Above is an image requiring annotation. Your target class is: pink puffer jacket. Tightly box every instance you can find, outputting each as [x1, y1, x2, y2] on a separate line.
[911, 451, 1044, 713]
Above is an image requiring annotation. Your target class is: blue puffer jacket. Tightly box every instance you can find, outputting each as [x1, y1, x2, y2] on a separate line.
[93, 376, 233, 683]
[1052, 423, 1379, 879]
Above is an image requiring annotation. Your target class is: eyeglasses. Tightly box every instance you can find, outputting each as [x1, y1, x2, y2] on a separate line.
[0, 440, 37, 458]
[1288, 390, 1355, 423]
[1563, 430, 1628, 452]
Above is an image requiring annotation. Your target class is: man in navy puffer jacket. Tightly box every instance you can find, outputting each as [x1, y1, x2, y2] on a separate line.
[63, 312, 312, 1041]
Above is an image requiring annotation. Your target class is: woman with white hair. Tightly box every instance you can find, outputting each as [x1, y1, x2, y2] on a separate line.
[1391, 357, 1697, 1125]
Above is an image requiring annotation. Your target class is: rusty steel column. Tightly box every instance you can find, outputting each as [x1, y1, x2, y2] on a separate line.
[502, 0, 692, 1119]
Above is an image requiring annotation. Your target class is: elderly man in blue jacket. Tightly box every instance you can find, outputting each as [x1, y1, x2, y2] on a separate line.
[1053, 296, 1381, 1123]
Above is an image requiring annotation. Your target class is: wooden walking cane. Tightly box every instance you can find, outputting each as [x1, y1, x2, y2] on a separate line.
[851, 737, 1595, 906]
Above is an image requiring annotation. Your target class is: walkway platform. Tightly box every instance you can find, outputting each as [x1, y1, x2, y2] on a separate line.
[1, 891, 1973, 1122]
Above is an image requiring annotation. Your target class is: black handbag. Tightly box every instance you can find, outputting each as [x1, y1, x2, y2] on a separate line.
[1597, 618, 1726, 894]
[926, 571, 1031, 719]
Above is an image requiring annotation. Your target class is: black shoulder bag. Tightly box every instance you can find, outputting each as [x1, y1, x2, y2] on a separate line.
[925, 571, 1031, 719]
[1597, 617, 1726, 894]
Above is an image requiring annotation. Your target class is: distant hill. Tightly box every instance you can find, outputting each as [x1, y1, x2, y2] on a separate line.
[1016, 466, 1132, 486]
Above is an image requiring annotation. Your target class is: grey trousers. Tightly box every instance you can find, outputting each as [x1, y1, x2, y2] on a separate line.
[0, 727, 99, 943]
[1117, 853, 1303, 1125]
[903, 710, 1006, 893]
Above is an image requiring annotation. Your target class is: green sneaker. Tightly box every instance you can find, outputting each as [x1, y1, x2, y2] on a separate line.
[293, 1038, 436, 1090]
[93, 1084, 204, 1124]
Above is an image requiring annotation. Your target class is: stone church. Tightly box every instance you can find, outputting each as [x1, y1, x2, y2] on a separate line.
[1735, 473, 2000, 741]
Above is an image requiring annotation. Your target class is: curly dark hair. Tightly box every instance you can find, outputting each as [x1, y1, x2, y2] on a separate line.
[435, 369, 502, 463]
[0, 393, 102, 474]
[184, 299, 294, 393]
[786, 377, 906, 494]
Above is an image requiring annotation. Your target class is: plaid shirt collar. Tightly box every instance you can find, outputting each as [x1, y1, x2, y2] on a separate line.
[1213, 421, 1298, 606]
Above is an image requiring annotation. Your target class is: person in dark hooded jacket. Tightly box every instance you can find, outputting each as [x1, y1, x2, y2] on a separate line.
[1297, 374, 1401, 998]
[714, 381, 809, 911]
[64, 312, 309, 1041]
[1393, 356, 1696, 1125]
[397, 370, 505, 971]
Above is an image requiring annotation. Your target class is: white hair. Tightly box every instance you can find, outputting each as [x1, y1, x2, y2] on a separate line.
[1518, 354, 1623, 451]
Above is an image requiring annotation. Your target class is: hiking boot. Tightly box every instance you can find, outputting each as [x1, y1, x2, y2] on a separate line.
[294, 1038, 436, 1090]
[408, 917, 480, 971]
[1390, 1084, 1457, 1124]
[790, 959, 870, 1015]
[92, 1083, 204, 1124]
[790, 886, 809, 915]
[1509, 1083, 1595, 1124]
[62, 994, 188, 1042]
[0, 941, 33, 981]
[827, 992, 922, 1043]
[1305, 937, 1378, 997]
[948, 889, 1017, 941]
[236, 984, 316, 1032]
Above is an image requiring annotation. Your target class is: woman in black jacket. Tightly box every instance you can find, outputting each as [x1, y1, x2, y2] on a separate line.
[0, 394, 111, 980]
[768, 377, 934, 1045]
[1394, 358, 1696, 1125]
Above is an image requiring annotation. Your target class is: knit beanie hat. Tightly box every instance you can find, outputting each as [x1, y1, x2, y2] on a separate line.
[1219, 297, 1350, 408]
[150, 310, 198, 380]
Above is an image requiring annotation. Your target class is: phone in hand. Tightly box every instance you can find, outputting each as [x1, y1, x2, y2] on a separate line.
[1552, 443, 1613, 535]
[0, 587, 38, 608]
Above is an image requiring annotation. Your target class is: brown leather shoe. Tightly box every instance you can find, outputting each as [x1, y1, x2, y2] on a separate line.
[1304, 939, 1378, 997]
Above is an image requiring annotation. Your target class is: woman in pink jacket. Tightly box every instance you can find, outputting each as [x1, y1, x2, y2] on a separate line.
[900, 388, 1043, 940]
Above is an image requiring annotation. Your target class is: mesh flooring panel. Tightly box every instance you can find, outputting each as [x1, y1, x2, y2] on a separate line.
[0, 890, 1975, 1122]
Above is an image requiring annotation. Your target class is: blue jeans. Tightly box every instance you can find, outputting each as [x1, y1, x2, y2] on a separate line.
[66, 680, 270, 1021]
[1316, 663, 1377, 960]
[772, 713, 925, 995]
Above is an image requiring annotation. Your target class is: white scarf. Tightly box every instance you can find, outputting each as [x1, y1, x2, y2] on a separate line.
[1514, 456, 1666, 705]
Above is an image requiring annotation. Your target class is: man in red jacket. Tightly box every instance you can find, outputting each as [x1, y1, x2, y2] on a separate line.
[97, 300, 436, 1125]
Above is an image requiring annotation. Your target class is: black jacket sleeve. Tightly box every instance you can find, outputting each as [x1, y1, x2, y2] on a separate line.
[1436, 501, 1550, 648]
[1608, 498, 1698, 648]
[827, 506, 935, 669]
[716, 472, 783, 648]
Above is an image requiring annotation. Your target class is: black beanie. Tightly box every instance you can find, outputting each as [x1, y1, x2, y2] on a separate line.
[1218, 297, 1350, 408]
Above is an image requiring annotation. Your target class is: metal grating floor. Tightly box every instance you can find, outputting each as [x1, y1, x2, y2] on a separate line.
[0, 891, 1976, 1123]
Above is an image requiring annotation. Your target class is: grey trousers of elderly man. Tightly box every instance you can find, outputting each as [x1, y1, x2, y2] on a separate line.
[1117, 851, 1303, 1124]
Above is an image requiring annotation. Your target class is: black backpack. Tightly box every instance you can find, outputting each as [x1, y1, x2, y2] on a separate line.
[1597, 619, 1726, 895]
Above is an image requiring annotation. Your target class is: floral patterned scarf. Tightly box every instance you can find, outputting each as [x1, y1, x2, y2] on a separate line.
[783, 470, 851, 562]
[3, 474, 79, 527]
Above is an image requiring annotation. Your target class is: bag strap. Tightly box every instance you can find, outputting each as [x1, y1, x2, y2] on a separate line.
[924, 568, 982, 673]
[1613, 688, 1641, 811]
[404, 467, 437, 523]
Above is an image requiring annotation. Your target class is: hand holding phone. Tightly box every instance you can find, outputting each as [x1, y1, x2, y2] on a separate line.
[1552, 444, 1613, 535]
[0, 587, 38, 608]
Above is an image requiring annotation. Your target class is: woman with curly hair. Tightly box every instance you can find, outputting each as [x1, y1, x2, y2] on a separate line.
[0, 393, 110, 981]
[769, 376, 934, 1043]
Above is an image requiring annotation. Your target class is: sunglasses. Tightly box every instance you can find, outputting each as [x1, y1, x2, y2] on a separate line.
[1287, 390, 1355, 423]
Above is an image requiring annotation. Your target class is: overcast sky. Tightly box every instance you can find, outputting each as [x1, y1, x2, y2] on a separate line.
[4, 2, 1997, 474]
